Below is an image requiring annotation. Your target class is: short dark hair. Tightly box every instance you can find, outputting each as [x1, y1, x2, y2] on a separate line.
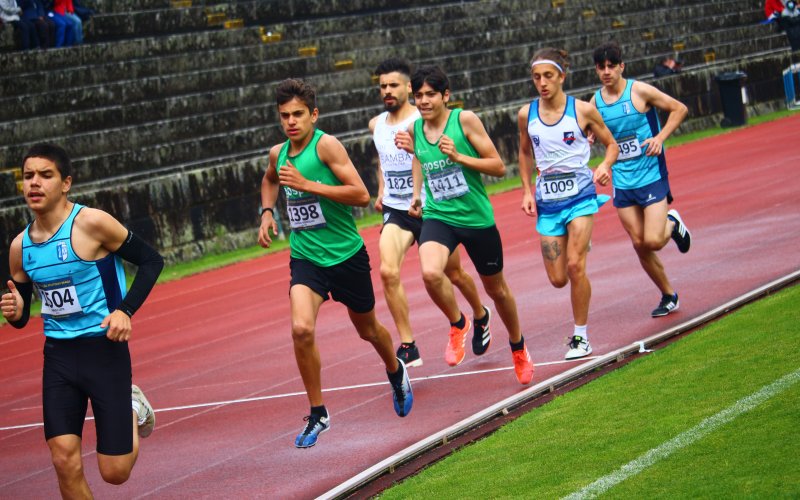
[23, 143, 73, 180]
[375, 58, 412, 78]
[410, 66, 450, 94]
[276, 78, 316, 112]
[593, 41, 623, 66]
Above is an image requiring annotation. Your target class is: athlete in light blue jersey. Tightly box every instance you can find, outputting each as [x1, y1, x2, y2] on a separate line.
[2, 144, 163, 498]
[591, 41, 692, 318]
[518, 47, 618, 360]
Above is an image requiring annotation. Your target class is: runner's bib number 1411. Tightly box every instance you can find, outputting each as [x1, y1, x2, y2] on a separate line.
[428, 167, 469, 201]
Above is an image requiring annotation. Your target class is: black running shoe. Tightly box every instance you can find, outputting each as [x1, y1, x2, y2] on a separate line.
[396, 342, 422, 367]
[652, 293, 679, 317]
[472, 306, 492, 355]
[668, 209, 691, 253]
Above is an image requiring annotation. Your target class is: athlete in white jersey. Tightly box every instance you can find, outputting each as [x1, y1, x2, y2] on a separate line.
[518, 48, 618, 360]
[369, 58, 487, 367]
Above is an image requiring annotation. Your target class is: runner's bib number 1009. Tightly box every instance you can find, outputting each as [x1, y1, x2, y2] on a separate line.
[539, 172, 579, 201]
[287, 196, 327, 230]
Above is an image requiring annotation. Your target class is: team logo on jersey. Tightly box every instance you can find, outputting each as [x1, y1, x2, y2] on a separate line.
[622, 102, 631, 114]
[532, 135, 540, 147]
[563, 131, 576, 145]
[56, 241, 68, 261]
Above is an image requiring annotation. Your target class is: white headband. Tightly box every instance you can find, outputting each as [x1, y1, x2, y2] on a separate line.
[531, 59, 565, 74]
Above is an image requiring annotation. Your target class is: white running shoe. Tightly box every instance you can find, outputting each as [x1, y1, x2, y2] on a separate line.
[565, 335, 592, 360]
[132, 384, 155, 438]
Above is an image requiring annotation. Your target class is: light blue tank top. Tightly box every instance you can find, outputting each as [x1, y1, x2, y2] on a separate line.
[22, 203, 127, 339]
[594, 79, 667, 190]
[527, 96, 597, 214]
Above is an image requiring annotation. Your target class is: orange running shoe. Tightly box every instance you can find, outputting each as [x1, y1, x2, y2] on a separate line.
[512, 345, 534, 385]
[445, 316, 471, 366]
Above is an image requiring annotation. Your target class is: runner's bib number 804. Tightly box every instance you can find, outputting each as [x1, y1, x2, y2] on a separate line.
[37, 278, 83, 318]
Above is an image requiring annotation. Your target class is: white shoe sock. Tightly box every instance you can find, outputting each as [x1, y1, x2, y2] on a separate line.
[574, 324, 588, 342]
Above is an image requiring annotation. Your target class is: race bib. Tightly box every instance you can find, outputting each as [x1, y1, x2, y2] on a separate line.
[385, 169, 414, 199]
[287, 195, 327, 230]
[37, 278, 83, 318]
[539, 172, 579, 201]
[618, 135, 642, 161]
[428, 167, 469, 201]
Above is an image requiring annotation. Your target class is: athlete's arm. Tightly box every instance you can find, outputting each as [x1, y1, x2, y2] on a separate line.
[409, 155, 423, 218]
[576, 100, 618, 186]
[516, 104, 537, 218]
[632, 81, 688, 156]
[74, 208, 164, 341]
[2, 234, 32, 328]
[259, 145, 282, 248]
[444, 110, 505, 177]
[280, 133, 370, 207]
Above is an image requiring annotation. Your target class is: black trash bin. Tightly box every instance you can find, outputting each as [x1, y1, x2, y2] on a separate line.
[715, 71, 747, 127]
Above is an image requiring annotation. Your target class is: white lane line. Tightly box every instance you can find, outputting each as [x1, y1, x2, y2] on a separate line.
[0, 357, 596, 432]
[562, 367, 800, 500]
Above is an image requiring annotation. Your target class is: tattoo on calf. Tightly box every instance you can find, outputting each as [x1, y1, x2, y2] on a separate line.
[541, 241, 561, 261]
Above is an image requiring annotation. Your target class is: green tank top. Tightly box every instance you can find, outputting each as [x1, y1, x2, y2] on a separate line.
[277, 129, 363, 267]
[413, 108, 495, 228]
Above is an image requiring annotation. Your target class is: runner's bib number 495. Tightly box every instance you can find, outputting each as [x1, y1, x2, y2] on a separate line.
[539, 172, 579, 201]
[287, 195, 327, 230]
[37, 278, 83, 318]
[617, 135, 642, 161]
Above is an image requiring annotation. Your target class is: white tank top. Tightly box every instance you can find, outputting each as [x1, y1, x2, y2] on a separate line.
[373, 109, 422, 210]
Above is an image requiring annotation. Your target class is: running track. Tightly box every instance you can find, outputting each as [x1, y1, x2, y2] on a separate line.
[2, 116, 799, 498]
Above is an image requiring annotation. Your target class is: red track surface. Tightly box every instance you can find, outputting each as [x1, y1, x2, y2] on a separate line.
[2, 116, 799, 498]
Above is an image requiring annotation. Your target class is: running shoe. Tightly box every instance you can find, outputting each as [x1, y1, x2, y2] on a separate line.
[294, 413, 330, 448]
[445, 316, 471, 366]
[565, 335, 592, 360]
[472, 306, 492, 356]
[396, 342, 423, 368]
[512, 345, 534, 385]
[667, 209, 692, 253]
[388, 358, 413, 417]
[131, 384, 155, 438]
[651, 293, 679, 317]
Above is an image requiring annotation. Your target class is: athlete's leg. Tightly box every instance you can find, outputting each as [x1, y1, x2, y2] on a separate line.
[443, 249, 486, 320]
[540, 234, 569, 288]
[419, 241, 461, 322]
[378, 224, 416, 343]
[96, 413, 139, 485]
[565, 215, 594, 326]
[617, 204, 674, 295]
[477, 271, 521, 343]
[289, 285, 326, 406]
[348, 308, 400, 373]
[48, 434, 92, 499]
[642, 199, 673, 251]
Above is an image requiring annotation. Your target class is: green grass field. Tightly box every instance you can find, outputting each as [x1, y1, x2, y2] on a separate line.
[378, 284, 800, 498]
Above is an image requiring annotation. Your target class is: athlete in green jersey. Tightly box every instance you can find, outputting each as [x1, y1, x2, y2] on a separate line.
[395, 66, 534, 385]
[258, 79, 413, 448]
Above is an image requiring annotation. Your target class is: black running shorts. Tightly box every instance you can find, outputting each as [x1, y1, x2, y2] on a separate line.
[289, 245, 376, 313]
[381, 205, 422, 243]
[419, 218, 504, 276]
[42, 336, 134, 455]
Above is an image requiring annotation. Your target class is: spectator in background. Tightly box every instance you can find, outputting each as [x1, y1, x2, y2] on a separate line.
[49, 0, 81, 46]
[765, 0, 785, 20]
[653, 55, 682, 78]
[20, 0, 54, 48]
[1, 0, 39, 50]
[72, 0, 93, 23]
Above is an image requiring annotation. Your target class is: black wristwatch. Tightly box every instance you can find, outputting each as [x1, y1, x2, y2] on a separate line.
[259, 206, 274, 216]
